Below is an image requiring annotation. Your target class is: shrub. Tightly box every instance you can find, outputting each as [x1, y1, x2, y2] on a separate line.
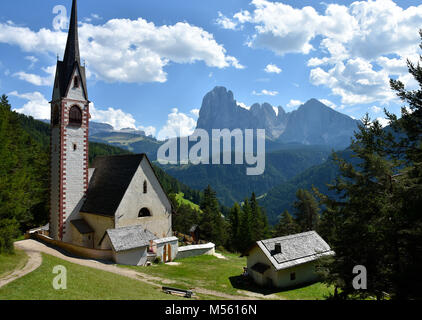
[0, 219, 20, 254]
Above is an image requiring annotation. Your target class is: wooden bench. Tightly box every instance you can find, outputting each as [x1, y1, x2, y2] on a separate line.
[162, 286, 194, 298]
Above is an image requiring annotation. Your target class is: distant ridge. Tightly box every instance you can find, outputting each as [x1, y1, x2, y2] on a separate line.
[196, 86, 360, 149]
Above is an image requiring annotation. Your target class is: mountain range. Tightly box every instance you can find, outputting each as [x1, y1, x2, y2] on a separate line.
[197, 86, 360, 150]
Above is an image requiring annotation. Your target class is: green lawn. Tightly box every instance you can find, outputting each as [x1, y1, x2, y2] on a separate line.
[123, 252, 333, 300]
[0, 253, 184, 300]
[274, 282, 334, 300]
[0, 250, 333, 300]
[0, 250, 28, 278]
[172, 192, 201, 211]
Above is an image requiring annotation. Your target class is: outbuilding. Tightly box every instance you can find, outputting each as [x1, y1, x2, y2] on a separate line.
[100, 225, 157, 266]
[243, 231, 334, 288]
[152, 237, 179, 262]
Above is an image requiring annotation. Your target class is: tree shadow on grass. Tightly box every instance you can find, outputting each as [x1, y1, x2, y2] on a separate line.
[229, 275, 321, 296]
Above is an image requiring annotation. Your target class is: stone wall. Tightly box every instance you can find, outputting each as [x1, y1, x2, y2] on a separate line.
[175, 243, 215, 260]
[32, 233, 112, 261]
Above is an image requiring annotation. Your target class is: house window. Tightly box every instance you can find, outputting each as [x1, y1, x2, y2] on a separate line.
[74, 76, 79, 88]
[138, 207, 151, 217]
[143, 180, 147, 194]
[290, 272, 296, 281]
[69, 106, 82, 126]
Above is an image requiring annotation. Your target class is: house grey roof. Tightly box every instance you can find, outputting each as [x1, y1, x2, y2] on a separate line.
[70, 219, 94, 234]
[81, 154, 146, 216]
[106, 225, 158, 252]
[255, 231, 334, 271]
[153, 236, 178, 244]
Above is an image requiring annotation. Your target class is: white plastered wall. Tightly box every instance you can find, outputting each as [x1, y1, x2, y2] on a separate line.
[115, 157, 172, 238]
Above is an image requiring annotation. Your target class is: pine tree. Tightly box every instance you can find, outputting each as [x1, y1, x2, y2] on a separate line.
[385, 30, 422, 299]
[238, 199, 253, 253]
[0, 95, 49, 253]
[273, 210, 300, 237]
[250, 192, 266, 241]
[227, 202, 242, 252]
[293, 189, 320, 232]
[316, 114, 399, 299]
[199, 185, 226, 247]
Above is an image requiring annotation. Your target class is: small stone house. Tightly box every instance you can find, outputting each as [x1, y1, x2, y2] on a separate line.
[100, 225, 158, 266]
[243, 231, 334, 288]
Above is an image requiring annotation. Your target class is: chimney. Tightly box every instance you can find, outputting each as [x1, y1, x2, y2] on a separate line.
[274, 243, 281, 254]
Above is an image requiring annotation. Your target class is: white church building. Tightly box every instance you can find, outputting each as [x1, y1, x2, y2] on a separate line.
[48, 0, 177, 265]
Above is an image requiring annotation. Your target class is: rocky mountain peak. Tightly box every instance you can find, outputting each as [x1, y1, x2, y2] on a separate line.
[196, 86, 360, 149]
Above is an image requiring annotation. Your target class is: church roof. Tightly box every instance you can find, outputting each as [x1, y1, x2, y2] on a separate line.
[106, 225, 157, 252]
[81, 154, 146, 216]
[54, 0, 88, 99]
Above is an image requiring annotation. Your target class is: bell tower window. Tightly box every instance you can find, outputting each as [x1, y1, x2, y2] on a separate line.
[143, 180, 147, 194]
[69, 106, 82, 126]
[74, 76, 79, 88]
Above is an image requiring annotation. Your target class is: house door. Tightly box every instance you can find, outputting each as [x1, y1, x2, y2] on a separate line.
[167, 244, 172, 262]
[163, 244, 167, 262]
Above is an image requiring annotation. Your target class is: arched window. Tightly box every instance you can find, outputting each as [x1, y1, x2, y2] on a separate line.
[74, 76, 79, 88]
[138, 208, 151, 217]
[143, 180, 147, 194]
[69, 106, 82, 126]
[52, 105, 60, 126]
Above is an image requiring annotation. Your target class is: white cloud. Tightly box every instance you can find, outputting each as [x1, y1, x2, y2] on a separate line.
[264, 63, 282, 74]
[252, 89, 278, 96]
[138, 125, 156, 137]
[216, 12, 238, 30]
[10, 91, 50, 119]
[89, 102, 140, 131]
[319, 99, 337, 109]
[13, 72, 50, 86]
[376, 117, 390, 128]
[310, 58, 395, 104]
[228, 0, 422, 105]
[25, 56, 38, 69]
[0, 17, 243, 84]
[190, 108, 200, 117]
[371, 105, 382, 113]
[13, 65, 56, 86]
[9, 92, 156, 135]
[157, 108, 197, 140]
[286, 99, 303, 108]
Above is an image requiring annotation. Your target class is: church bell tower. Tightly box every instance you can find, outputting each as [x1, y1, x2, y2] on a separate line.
[50, 0, 90, 241]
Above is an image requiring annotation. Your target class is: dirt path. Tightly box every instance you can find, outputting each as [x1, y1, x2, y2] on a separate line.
[0, 247, 42, 289]
[10, 239, 263, 300]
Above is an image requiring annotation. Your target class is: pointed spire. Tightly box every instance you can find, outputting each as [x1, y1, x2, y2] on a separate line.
[63, 0, 80, 71]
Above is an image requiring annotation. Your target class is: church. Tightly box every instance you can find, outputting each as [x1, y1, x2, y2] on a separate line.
[48, 0, 176, 265]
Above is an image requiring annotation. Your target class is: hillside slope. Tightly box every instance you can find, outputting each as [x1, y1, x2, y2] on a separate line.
[258, 149, 354, 224]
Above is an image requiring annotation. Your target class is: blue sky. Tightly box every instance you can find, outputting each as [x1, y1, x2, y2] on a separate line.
[0, 0, 421, 139]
